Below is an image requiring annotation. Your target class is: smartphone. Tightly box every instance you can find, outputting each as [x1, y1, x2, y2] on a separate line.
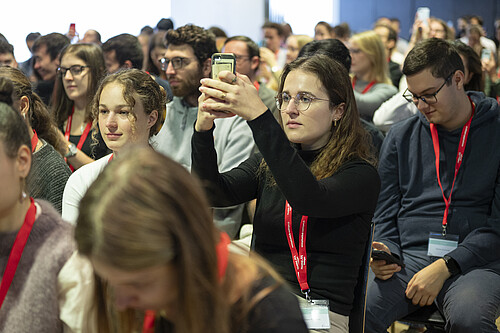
[481, 48, 492, 61]
[211, 53, 236, 80]
[417, 7, 430, 27]
[371, 249, 405, 268]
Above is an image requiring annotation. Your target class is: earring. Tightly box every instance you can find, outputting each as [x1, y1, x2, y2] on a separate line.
[334, 118, 338, 127]
[19, 178, 27, 202]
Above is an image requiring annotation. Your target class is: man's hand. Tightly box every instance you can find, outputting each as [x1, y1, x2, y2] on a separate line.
[405, 259, 451, 306]
[370, 241, 402, 280]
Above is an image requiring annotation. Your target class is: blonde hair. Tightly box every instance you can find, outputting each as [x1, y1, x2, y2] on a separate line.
[350, 30, 392, 84]
[76, 146, 284, 333]
[290, 34, 314, 50]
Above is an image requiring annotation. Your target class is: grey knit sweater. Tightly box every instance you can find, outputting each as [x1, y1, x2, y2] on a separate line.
[0, 200, 75, 332]
[27, 140, 71, 213]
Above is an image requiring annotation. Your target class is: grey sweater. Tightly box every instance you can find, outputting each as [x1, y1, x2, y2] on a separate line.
[27, 140, 71, 213]
[0, 200, 75, 332]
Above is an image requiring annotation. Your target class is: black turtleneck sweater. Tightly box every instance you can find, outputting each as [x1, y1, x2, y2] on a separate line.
[192, 110, 380, 316]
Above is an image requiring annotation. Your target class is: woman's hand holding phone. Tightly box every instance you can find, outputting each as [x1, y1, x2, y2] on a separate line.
[198, 71, 267, 122]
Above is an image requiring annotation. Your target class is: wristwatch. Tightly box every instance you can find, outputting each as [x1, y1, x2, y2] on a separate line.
[65, 143, 77, 158]
[443, 255, 461, 277]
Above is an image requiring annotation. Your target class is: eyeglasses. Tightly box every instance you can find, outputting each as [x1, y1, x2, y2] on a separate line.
[234, 54, 251, 62]
[403, 72, 454, 105]
[57, 65, 90, 77]
[160, 57, 192, 71]
[275, 92, 329, 112]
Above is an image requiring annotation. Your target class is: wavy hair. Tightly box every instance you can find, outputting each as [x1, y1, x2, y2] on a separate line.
[90, 69, 166, 140]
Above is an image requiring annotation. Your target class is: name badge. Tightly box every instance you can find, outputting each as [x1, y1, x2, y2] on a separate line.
[299, 299, 330, 330]
[427, 232, 459, 257]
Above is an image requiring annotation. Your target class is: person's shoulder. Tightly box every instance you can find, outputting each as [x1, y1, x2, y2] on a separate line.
[67, 154, 111, 187]
[372, 82, 398, 93]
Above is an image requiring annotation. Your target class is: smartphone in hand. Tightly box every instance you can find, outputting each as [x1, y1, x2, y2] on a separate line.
[417, 7, 430, 27]
[211, 53, 236, 80]
[371, 249, 405, 268]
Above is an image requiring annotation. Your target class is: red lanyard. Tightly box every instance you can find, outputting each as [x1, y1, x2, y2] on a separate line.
[253, 81, 260, 91]
[31, 130, 38, 153]
[284, 201, 310, 295]
[65, 107, 92, 171]
[430, 97, 475, 235]
[141, 231, 231, 333]
[0, 198, 37, 309]
[352, 77, 376, 94]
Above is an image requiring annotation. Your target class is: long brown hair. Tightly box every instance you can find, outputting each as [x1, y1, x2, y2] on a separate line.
[262, 54, 375, 182]
[0, 66, 66, 155]
[51, 43, 105, 128]
[75, 147, 283, 333]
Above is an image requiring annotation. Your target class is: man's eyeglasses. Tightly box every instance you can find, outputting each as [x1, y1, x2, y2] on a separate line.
[403, 72, 454, 105]
[57, 65, 90, 77]
[234, 54, 251, 62]
[160, 57, 192, 71]
[275, 92, 329, 112]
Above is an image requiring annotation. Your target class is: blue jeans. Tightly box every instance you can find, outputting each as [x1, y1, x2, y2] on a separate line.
[365, 250, 500, 333]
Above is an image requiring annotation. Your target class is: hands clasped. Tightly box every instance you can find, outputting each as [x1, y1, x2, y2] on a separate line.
[195, 71, 268, 132]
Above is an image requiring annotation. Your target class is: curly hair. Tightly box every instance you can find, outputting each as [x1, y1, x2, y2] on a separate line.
[91, 69, 166, 139]
[165, 24, 217, 66]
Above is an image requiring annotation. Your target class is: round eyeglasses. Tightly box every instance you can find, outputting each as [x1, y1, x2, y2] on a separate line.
[275, 92, 330, 112]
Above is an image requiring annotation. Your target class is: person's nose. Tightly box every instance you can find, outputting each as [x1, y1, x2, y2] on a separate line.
[105, 112, 118, 130]
[165, 61, 176, 75]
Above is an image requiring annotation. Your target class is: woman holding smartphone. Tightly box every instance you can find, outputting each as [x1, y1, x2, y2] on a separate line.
[192, 54, 380, 332]
[51, 43, 109, 171]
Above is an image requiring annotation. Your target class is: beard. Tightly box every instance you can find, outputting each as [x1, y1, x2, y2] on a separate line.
[168, 68, 203, 98]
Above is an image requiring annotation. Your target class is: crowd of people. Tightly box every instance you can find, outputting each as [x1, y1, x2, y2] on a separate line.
[0, 11, 500, 333]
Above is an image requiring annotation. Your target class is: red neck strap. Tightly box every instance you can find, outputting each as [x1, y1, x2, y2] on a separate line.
[284, 200, 310, 293]
[31, 130, 38, 153]
[65, 106, 92, 172]
[352, 77, 376, 94]
[253, 81, 260, 91]
[430, 96, 475, 235]
[0, 198, 37, 309]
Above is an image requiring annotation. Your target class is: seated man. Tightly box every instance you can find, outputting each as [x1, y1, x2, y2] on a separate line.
[366, 38, 500, 332]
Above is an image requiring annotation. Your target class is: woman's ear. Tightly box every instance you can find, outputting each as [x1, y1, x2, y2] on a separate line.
[332, 102, 346, 122]
[16, 145, 32, 179]
[147, 110, 159, 129]
[20, 96, 30, 119]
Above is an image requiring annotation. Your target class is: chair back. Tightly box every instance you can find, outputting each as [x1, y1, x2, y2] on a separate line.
[349, 222, 374, 333]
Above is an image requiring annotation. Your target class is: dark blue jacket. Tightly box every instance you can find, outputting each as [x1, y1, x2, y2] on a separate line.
[374, 91, 500, 274]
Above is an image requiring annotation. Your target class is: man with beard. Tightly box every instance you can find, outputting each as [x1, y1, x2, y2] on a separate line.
[151, 24, 255, 239]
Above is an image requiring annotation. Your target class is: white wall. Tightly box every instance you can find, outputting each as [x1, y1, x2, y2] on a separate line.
[171, 0, 265, 44]
[1, 0, 172, 62]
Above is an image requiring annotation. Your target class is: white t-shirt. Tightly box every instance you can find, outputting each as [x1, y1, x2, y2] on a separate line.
[61, 154, 112, 225]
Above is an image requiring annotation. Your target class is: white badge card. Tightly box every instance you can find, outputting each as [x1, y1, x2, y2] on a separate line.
[299, 299, 330, 330]
[427, 232, 459, 257]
